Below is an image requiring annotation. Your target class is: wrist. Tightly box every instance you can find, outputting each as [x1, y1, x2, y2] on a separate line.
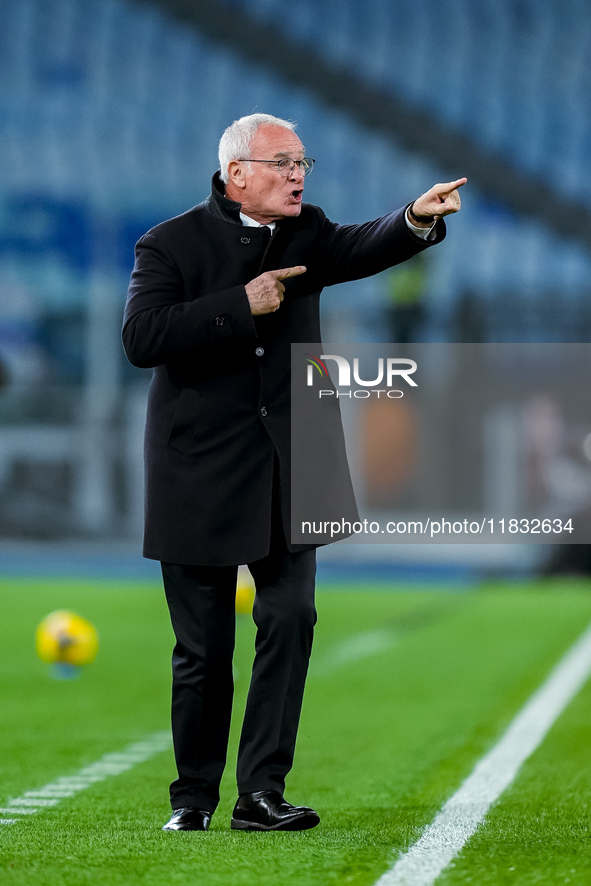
[408, 202, 435, 227]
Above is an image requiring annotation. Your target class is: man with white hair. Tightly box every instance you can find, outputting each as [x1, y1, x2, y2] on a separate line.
[123, 113, 465, 832]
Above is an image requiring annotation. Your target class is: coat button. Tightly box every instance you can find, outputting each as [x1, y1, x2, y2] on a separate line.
[241, 237, 251, 244]
[255, 347, 264, 357]
[215, 316, 225, 326]
[260, 407, 268, 417]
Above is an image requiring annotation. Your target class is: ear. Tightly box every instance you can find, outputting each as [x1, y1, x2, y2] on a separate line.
[227, 159, 247, 191]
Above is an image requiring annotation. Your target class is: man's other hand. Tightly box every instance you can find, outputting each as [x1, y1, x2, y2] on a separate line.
[246, 267, 307, 315]
[412, 178, 467, 222]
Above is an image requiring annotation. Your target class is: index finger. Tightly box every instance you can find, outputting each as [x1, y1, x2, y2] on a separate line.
[274, 266, 307, 281]
[442, 177, 467, 193]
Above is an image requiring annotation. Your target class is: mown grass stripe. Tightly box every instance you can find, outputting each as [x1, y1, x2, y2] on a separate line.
[312, 628, 399, 675]
[375, 619, 591, 886]
[0, 730, 171, 826]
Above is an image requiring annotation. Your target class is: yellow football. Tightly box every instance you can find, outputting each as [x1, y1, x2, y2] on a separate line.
[36, 610, 99, 667]
[236, 567, 255, 615]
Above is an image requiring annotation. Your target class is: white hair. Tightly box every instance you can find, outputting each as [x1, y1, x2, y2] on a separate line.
[218, 113, 297, 183]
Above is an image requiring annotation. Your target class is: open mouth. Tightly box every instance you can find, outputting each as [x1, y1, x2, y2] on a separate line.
[291, 189, 303, 201]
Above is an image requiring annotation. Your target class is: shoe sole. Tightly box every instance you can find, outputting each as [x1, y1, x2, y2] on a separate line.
[231, 812, 320, 831]
[162, 824, 209, 831]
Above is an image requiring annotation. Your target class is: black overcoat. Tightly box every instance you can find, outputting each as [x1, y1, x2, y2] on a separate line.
[122, 173, 445, 565]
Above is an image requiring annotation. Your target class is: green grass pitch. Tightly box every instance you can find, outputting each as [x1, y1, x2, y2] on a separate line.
[1, 574, 591, 885]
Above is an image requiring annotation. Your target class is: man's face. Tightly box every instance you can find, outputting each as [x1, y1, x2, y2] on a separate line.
[232, 125, 306, 224]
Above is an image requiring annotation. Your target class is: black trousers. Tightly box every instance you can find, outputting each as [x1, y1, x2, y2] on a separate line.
[161, 536, 317, 812]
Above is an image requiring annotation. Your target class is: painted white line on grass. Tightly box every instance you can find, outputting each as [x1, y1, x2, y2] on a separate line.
[0, 730, 171, 826]
[374, 620, 591, 886]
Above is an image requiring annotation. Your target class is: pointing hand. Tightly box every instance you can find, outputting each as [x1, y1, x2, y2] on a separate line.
[246, 266, 307, 315]
[411, 178, 467, 222]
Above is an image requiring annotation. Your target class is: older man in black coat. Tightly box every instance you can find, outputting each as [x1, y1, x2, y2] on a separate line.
[123, 112, 465, 832]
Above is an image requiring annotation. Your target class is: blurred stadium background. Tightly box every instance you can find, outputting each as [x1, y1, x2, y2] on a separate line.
[1, 0, 591, 579]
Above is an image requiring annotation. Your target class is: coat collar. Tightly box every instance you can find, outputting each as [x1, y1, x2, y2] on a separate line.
[204, 172, 298, 233]
[204, 172, 244, 225]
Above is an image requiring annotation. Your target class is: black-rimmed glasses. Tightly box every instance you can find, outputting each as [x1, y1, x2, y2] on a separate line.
[239, 157, 315, 176]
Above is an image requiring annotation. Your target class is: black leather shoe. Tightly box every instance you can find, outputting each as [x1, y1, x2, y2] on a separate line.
[162, 807, 211, 831]
[231, 790, 320, 831]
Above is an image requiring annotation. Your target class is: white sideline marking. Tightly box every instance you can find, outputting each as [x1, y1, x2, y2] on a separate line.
[374, 620, 591, 886]
[0, 730, 171, 826]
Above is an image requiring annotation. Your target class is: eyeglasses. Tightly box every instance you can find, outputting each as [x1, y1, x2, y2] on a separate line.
[239, 157, 315, 176]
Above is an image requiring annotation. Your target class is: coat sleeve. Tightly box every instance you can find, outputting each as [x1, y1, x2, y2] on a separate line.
[314, 205, 446, 288]
[122, 231, 256, 369]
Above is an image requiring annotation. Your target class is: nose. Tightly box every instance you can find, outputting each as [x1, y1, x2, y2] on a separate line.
[288, 162, 305, 183]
